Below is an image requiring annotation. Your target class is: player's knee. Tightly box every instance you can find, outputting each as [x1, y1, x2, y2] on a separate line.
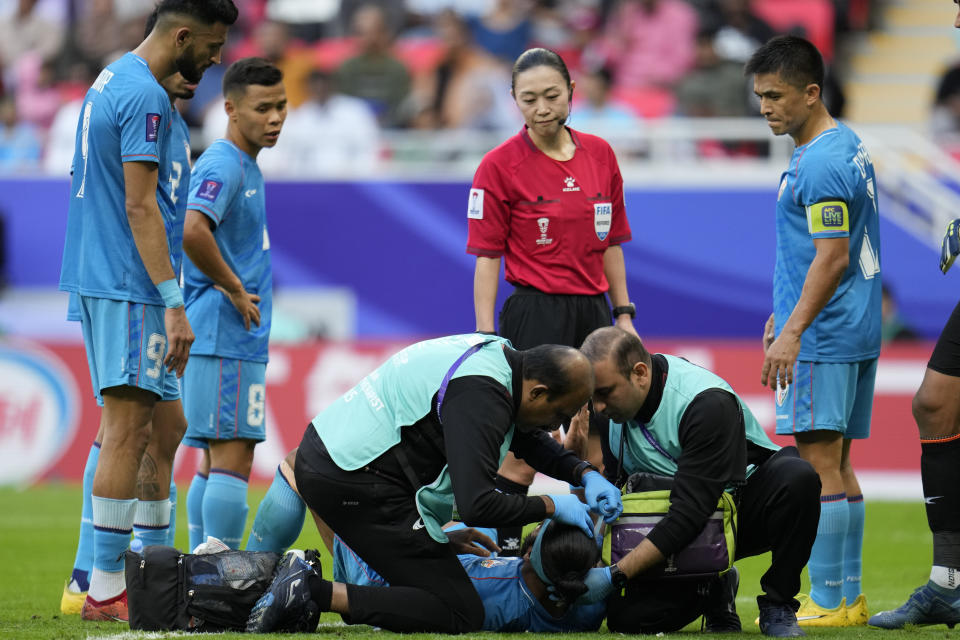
[912, 385, 956, 438]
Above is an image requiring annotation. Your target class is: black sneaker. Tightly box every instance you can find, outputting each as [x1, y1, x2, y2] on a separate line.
[759, 599, 806, 637]
[246, 550, 320, 633]
[704, 567, 742, 633]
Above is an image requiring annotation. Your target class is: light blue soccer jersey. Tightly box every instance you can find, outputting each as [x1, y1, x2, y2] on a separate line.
[332, 526, 605, 632]
[183, 139, 271, 362]
[166, 107, 192, 278]
[60, 53, 174, 305]
[66, 101, 192, 322]
[774, 121, 881, 362]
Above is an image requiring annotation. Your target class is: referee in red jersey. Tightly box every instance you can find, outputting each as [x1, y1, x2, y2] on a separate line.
[466, 47, 639, 554]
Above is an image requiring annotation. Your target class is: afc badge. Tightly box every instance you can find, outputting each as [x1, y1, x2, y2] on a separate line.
[594, 202, 612, 241]
[467, 188, 484, 219]
[536, 217, 552, 246]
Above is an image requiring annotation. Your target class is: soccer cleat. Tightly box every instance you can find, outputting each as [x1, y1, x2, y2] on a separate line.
[704, 567, 742, 632]
[60, 580, 87, 615]
[846, 594, 869, 626]
[868, 582, 960, 629]
[80, 591, 128, 622]
[758, 600, 806, 637]
[795, 593, 848, 627]
[246, 550, 320, 633]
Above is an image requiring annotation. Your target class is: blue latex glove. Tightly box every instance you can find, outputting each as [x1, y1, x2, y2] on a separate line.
[582, 470, 623, 523]
[942, 218, 960, 274]
[547, 493, 593, 537]
[576, 566, 614, 604]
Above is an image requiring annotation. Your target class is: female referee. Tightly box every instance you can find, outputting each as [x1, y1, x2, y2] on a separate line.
[466, 47, 639, 554]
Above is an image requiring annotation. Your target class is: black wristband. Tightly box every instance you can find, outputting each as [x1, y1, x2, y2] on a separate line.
[611, 303, 636, 319]
[572, 460, 600, 485]
[610, 563, 630, 589]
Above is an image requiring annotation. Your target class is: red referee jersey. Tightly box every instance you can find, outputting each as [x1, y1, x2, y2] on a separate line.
[466, 127, 632, 296]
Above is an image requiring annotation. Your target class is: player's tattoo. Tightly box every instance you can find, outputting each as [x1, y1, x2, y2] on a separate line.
[137, 451, 163, 500]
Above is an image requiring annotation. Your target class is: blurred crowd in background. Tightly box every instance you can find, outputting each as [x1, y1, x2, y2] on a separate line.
[0, 0, 881, 175]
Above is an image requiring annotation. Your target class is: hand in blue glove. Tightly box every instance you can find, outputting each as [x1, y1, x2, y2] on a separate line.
[547, 493, 593, 537]
[942, 218, 960, 274]
[582, 470, 623, 523]
[576, 566, 614, 604]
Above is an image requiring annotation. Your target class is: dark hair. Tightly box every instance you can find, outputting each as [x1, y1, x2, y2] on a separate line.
[744, 34, 824, 90]
[522, 344, 592, 400]
[145, 7, 159, 38]
[511, 47, 571, 93]
[222, 57, 283, 96]
[581, 327, 651, 379]
[538, 522, 601, 603]
[155, 0, 239, 26]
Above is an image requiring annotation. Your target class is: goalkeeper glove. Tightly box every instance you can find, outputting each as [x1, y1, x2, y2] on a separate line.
[941, 218, 960, 274]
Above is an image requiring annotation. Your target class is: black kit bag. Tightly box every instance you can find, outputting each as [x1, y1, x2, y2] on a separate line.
[125, 545, 280, 631]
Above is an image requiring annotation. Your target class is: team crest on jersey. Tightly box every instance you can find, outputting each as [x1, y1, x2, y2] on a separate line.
[777, 176, 787, 201]
[776, 383, 789, 407]
[146, 113, 161, 142]
[481, 558, 506, 568]
[563, 176, 580, 192]
[536, 217, 553, 246]
[594, 202, 612, 241]
[197, 179, 222, 202]
[467, 188, 484, 219]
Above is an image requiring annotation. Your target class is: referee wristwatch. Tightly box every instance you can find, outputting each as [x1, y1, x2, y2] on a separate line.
[612, 303, 636, 319]
[610, 563, 630, 589]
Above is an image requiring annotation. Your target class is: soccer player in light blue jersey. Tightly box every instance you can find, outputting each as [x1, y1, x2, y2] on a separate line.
[57, 0, 237, 622]
[180, 58, 286, 551]
[60, 65, 194, 617]
[748, 35, 881, 628]
[333, 520, 606, 632]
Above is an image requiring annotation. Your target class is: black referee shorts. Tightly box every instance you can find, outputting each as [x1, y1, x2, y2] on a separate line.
[498, 285, 611, 350]
[929, 300, 960, 377]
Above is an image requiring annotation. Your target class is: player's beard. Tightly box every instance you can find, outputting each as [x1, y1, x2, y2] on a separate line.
[175, 45, 204, 84]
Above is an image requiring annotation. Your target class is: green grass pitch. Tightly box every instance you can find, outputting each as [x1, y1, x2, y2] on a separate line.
[0, 484, 952, 639]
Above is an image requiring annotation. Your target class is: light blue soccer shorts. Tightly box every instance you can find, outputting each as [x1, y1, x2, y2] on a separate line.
[182, 355, 267, 448]
[774, 358, 877, 439]
[77, 295, 180, 406]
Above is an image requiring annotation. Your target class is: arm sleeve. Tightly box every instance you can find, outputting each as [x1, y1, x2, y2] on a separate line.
[644, 389, 745, 557]
[186, 151, 240, 227]
[466, 155, 511, 257]
[118, 85, 168, 165]
[441, 376, 548, 526]
[510, 428, 584, 484]
[606, 145, 632, 246]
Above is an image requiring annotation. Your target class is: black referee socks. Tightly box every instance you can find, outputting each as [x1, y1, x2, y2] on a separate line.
[921, 435, 960, 567]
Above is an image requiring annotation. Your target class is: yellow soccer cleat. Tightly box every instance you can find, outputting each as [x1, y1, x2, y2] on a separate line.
[846, 594, 869, 626]
[796, 594, 848, 627]
[60, 581, 87, 615]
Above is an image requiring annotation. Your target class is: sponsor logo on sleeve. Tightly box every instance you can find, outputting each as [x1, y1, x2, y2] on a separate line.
[821, 205, 844, 228]
[594, 202, 612, 241]
[468, 188, 484, 219]
[145, 113, 161, 142]
[196, 179, 223, 202]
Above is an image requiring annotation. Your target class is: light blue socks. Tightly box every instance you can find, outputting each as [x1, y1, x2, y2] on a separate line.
[808, 492, 849, 609]
[246, 466, 306, 552]
[843, 494, 865, 603]
[167, 480, 178, 547]
[201, 469, 249, 549]
[186, 471, 207, 551]
[90, 496, 137, 601]
[69, 442, 100, 592]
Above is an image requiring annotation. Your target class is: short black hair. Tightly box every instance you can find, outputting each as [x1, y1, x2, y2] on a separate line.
[145, 7, 159, 38]
[744, 34, 824, 90]
[222, 57, 283, 97]
[512, 47, 571, 93]
[154, 0, 239, 27]
[522, 344, 591, 401]
[581, 327, 651, 379]
[538, 522, 601, 603]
